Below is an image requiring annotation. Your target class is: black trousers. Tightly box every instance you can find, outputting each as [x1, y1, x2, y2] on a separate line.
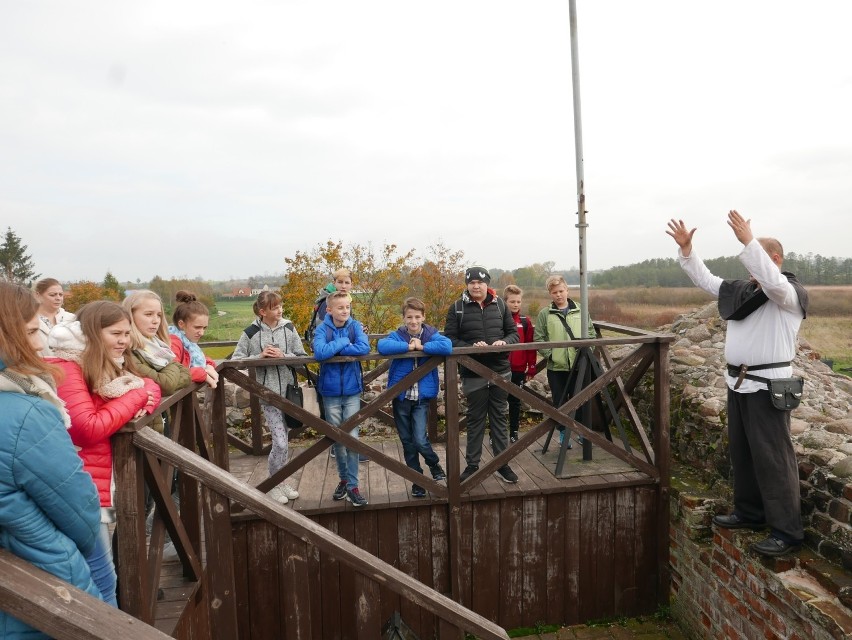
[507, 371, 526, 435]
[728, 388, 803, 542]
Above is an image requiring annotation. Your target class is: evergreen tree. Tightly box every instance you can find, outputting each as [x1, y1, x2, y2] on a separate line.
[102, 271, 124, 299]
[0, 227, 40, 285]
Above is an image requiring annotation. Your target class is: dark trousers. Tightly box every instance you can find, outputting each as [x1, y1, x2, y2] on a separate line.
[547, 370, 572, 430]
[507, 371, 526, 436]
[462, 374, 510, 468]
[728, 388, 803, 542]
[392, 397, 440, 474]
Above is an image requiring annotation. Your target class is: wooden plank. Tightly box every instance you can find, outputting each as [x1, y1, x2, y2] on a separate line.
[291, 445, 330, 514]
[417, 506, 436, 639]
[396, 507, 422, 637]
[471, 501, 500, 623]
[385, 439, 410, 505]
[431, 504, 451, 597]
[545, 493, 567, 625]
[281, 531, 313, 640]
[634, 486, 658, 615]
[200, 485, 238, 640]
[522, 496, 547, 626]
[456, 503, 473, 610]
[354, 512, 381, 639]
[595, 489, 616, 620]
[337, 512, 357, 637]
[614, 487, 637, 617]
[247, 521, 281, 640]
[317, 515, 340, 639]
[230, 523, 251, 640]
[498, 497, 523, 630]
[565, 492, 581, 624]
[376, 509, 401, 627]
[0, 548, 172, 640]
[306, 541, 324, 640]
[366, 444, 391, 507]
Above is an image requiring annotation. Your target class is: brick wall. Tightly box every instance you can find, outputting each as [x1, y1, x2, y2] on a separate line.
[670, 485, 852, 640]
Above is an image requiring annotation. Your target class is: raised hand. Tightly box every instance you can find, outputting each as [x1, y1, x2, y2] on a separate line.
[727, 210, 753, 246]
[666, 219, 697, 256]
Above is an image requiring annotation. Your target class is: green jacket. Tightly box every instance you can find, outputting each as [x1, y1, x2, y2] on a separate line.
[128, 351, 192, 433]
[534, 301, 586, 371]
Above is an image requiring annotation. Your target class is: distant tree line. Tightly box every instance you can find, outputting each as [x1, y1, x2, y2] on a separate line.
[592, 253, 852, 288]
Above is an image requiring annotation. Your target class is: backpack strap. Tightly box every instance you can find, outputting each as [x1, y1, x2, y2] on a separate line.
[554, 312, 577, 340]
[520, 315, 529, 334]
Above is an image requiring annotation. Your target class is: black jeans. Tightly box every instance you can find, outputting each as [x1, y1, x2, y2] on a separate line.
[507, 371, 526, 435]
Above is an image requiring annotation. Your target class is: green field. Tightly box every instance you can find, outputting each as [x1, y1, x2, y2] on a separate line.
[201, 299, 256, 358]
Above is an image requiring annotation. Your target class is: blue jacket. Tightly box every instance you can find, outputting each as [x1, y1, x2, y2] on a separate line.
[312, 316, 370, 397]
[0, 360, 103, 639]
[377, 324, 452, 401]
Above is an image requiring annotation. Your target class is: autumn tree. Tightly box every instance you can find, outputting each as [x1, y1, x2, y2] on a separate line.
[280, 240, 347, 333]
[409, 242, 466, 327]
[63, 281, 115, 312]
[0, 227, 40, 285]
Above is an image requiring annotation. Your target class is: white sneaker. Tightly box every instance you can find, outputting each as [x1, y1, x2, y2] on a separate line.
[281, 483, 299, 500]
[162, 540, 178, 560]
[268, 486, 289, 504]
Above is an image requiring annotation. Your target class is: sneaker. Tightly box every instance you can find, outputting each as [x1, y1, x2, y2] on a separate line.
[332, 480, 347, 501]
[495, 465, 518, 484]
[359, 453, 370, 463]
[346, 487, 368, 507]
[281, 483, 299, 500]
[459, 465, 479, 482]
[330, 448, 336, 459]
[510, 432, 518, 443]
[411, 484, 427, 498]
[429, 464, 446, 481]
[559, 430, 573, 450]
[268, 486, 289, 504]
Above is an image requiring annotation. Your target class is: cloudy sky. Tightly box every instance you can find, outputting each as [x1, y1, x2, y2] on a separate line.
[2, 1, 851, 283]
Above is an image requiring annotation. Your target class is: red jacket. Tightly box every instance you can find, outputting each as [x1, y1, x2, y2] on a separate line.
[169, 335, 216, 384]
[509, 311, 536, 374]
[51, 359, 161, 506]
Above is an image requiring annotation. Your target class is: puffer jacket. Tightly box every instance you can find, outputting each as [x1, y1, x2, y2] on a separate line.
[37, 308, 76, 357]
[232, 318, 307, 396]
[443, 289, 519, 377]
[169, 334, 217, 384]
[312, 315, 370, 397]
[534, 300, 587, 371]
[50, 359, 161, 506]
[377, 324, 452, 401]
[0, 359, 103, 639]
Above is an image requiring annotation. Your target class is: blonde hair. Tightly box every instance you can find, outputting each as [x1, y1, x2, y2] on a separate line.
[503, 284, 523, 298]
[76, 301, 139, 392]
[0, 282, 60, 378]
[402, 297, 426, 315]
[545, 275, 568, 291]
[332, 268, 352, 283]
[326, 291, 352, 306]
[123, 290, 169, 349]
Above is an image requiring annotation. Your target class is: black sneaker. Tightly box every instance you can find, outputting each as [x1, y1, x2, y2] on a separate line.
[496, 465, 518, 484]
[459, 465, 478, 482]
[332, 480, 347, 501]
[510, 432, 518, 443]
[429, 464, 446, 481]
[411, 484, 427, 498]
[346, 487, 368, 507]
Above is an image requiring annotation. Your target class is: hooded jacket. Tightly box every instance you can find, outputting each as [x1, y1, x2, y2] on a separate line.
[0, 359, 103, 638]
[443, 289, 518, 377]
[377, 324, 452, 401]
[232, 317, 308, 396]
[312, 315, 370, 397]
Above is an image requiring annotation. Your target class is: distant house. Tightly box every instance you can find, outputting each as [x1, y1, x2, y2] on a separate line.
[227, 287, 253, 298]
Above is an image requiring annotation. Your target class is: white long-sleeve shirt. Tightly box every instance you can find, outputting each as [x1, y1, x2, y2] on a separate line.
[678, 239, 804, 393]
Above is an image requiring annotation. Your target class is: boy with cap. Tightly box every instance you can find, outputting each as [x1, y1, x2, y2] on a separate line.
[444, 266, 519, 483]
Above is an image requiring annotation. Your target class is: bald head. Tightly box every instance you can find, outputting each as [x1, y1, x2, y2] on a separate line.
[757, 237, 784, 268]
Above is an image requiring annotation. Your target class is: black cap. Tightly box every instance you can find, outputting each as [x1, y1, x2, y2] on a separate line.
[465, 266, 491, 284]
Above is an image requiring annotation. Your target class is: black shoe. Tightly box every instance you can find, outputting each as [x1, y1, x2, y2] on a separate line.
[346, 487, 368, 507]
[712, 513, 767, 530]
[332, 480, 347, 501]
[495, 465, 518, 484]
[429, 464, 446, 481]
[510, 432, 518, 443]
[459, 465, 478, 482]
[750, 535, 801, 557]
[411, 484, 427, 498]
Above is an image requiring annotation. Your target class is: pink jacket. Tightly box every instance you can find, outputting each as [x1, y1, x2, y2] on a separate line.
[169, 335, 216, 384]
[51, 359, 161, 506]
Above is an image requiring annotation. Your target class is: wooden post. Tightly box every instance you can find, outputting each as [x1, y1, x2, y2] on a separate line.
[249, 366, 264, 455]
[178, 396, 201, 577]
[113, 430, 151, 622]
[210, 374, 230, 471]
[653, 339, 672, 606]
[201, 484, 239, 640]
[444, 357, 462, 605]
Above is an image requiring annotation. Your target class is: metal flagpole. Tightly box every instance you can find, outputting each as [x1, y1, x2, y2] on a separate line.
[569, 0, 589, 339]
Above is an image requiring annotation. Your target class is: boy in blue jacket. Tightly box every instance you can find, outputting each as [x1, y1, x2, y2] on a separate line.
[377, 297, 452, 498]
[312, 291, 371, 506]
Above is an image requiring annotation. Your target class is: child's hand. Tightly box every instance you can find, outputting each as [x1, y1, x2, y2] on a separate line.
[408, 338, 423, 351]
[205, 365, 219, 388]
[262, 345, 283, 358]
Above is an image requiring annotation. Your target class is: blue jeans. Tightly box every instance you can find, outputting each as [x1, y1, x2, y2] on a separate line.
[392, 398, 439, 474]
[325, 394, 361, 490]
[86, 523, 118, 607]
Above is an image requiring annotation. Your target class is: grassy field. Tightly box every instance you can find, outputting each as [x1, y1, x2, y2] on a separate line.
[202, 288, 852, 373]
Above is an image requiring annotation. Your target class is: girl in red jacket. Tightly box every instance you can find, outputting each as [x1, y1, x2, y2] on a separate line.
[48, 300, 162, 606]
[167, 290, 219, 388]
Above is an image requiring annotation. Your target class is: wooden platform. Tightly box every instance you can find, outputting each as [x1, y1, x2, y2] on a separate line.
[228, 433, 655, 518]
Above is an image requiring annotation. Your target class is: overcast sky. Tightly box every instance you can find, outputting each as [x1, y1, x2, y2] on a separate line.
[2, 1, 851, 283]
